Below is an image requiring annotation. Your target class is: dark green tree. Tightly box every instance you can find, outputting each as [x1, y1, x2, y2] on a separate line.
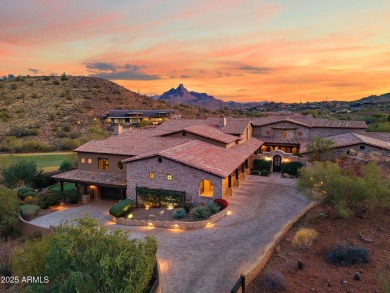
[2, 160, 43, 188]
[0, 187, 20, 241]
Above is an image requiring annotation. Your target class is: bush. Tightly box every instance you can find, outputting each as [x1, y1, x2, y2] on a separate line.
[58, 138, 81, 150]
[281, 162, 303, 176]
[191, 205, 212, 221]
[17, 187, 35, 197]
[60, 72, 68, 81]
[20, 190, 36, 199]
[172, 208, 186, 219]
[292, 228, 318, 248]
[253, 159, 272, 171]
[206, 202, 221, 215]
[250, 169, 260, 175]
[260, 170, 270, 176]
[136, 187, 185, 208]
[0, 243, 13, 277]
[7, 127, 39, 137]
[31, 173, 56, 189]
[0, 187, 20, 241]
[260, 271, 287, 292]
[213, 198, 228, 210]
[109, 199, 133, 217]
[64, 190, 80, 204]
[59, 160, 73, 172]
[15, 140, 51, 153]
[182, 202, 193, 213]
[326, 246, 369, 266]
[20, 204, 40, 220]
[53, 79, 60, 85]
[2, 160, 43, 188]
[33, 192, 65, 209]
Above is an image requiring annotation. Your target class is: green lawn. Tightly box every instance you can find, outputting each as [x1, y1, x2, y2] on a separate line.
[0, 152, 74, 172]
[48, 182, 76, 192]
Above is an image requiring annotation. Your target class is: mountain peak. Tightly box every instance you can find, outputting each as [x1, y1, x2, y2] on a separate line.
[177, 83, 185, 90]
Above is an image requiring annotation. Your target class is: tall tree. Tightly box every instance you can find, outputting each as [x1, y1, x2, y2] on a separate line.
[305, 136, 335, 161]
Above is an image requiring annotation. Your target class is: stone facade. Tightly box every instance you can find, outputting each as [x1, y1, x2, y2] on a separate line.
[125, 156, 224, 204]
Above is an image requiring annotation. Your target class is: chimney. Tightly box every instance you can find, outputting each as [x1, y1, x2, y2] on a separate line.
[114, 125, 123, 135]
[223, 117, 227, 127]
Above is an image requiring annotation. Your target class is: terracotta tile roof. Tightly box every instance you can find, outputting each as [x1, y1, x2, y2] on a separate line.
[219, 118, 252, 135]
[52, 169, 127, 187]
[257, 137, 307, 145]
[231, 138, 264, 157]
[300, 133, 390, 154]
[363, 132, 390, 143]
[251, 115, 367, 129]
[123, 140, 250, 178]
[161, 124, 240, 144]
[75, 129, 192, 156]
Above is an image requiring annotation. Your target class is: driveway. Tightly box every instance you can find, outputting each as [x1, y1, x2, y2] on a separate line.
[30, 174, 311, 293]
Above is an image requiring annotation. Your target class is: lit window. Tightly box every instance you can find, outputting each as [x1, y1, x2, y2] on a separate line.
[117, 161, 123, 169]
[98, 158, 109, 170]
[149, 172, 155, 179]
[199, 180, 213, 197]
[81, 158, 85, 163]
[298, 132, 302, 137]
[167, 174, 172, 180]
[87, 159, 92, 164]
[281, 131, 286, 138]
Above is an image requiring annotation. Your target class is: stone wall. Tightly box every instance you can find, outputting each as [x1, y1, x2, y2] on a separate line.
[125, 157, 223, 203]
[331, 144, 390, 157]
[252, 122, 310, 139]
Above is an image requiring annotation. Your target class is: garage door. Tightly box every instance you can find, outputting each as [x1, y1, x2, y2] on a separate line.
[100, 187, 123, 200]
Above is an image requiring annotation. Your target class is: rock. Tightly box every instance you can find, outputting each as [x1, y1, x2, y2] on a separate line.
[353, 272, 361, 281]
[341, 280, 348, 285]
[298, 260, 304, 270]
[148, 214, 156, 218]
[282, 173, 290, 178]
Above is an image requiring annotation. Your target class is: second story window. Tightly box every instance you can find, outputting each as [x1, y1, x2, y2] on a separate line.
[98, 158, 109, 170]
[81, 158, 85, 163]
[281, 131, 286, 138]
[167, 174, 172, 180]
[149, 172, 155, 179]
[87, 159, 92, 164]
[298, 131, 302, 137]
[117, 161, 123, 169]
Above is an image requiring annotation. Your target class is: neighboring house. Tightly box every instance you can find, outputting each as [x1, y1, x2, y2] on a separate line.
[53, 114, 390, 204]
[106, 109, 175, 126]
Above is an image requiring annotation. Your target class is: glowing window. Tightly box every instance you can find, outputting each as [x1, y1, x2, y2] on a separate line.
[199, 180, 214, 197]
[281, 131, 286, 138]
[149, 172, 155, 179]
[87, 159, 92, 164]
[81, 158, 85, 163]
[117, 161, 123, 169]
[98, 158, 109, 170]
[167, 174, 172, 180]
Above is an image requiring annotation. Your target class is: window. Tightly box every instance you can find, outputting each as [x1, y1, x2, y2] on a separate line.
[266, 131, 270, 135]
[149, 172, 155, 179]
[298, 131, 302, 137]
[158, 157, 162, 163]
[281, 131, 286, 138]
[117, 161, 123, 169]
[167, 174, 172, 180]
[81, 158, 85, 163]
[98, 158, 109, 170]
[199, 180, 213, 197]
[360, 145, 365, 150]
[87, 158, 92, 164]
[182, 131, 187, 136]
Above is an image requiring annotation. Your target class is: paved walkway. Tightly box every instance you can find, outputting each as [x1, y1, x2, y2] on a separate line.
[30, 174, 311, 293]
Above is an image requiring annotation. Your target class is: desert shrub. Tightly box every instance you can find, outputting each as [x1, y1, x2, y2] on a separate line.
[17, 187, 36, 197]
[64, 190, 80, 204]
[0, 109, 11, 122]
[60, 72, 68, 81]
[10, 83, 17, 90]
[206, 202, 221, 215]
[27, 81, 34, 86]
[326, 246, 369, 266]
[0, 243, 14, 277]
[306, 136, 336, 161]
[0, 187, 20, 241]
[109, 199, 133, 217]
[52, 79, 60, 85]
[58, 138, 81, 150]
[260, 170, 270, 176]
[15, 140, 51, 153]
[191, 205, 212, 221]
[7, 127, 39, 137]
[20, 204, 40, 220]
[31, 173, 56, 189]
[43, 76, 50, 81]
[2, 160, 43, 188]
[213, 198, 228, 210]
[292, 228, 318, 248]
[59, 159, 73, 172]
[253, 159, 272, 171]
[182, 202, 193, 213]
[172, 208, 186, 219]
[298, 161, 390, 218]
[260, 271, 287, 292]
[20, 190, 36, 199]
[33, 192, 65, 209]
[31, 93, 39, 99]
[281, 161, 303, 176]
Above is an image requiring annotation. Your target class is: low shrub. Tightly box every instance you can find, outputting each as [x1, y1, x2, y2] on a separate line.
[281, 162, 303, 176]
[7, 127, 39, 137]
[326, 246, 369, 266]
[20, 204, 40, 220]
[64, 190, 80, 204]
[59, 160, 73, 172]
[17, 187, 35, 197]
[206, 202, 221, 215]
[260, 271, 287, 292]
[253, 159, 272, 171]
[109, 199, 133, 217]
[31, 173, 56, 189]
[260, 170, 270, 176]
[21, 190, 36, 199]
[191, 205, 212, 221]
[250, 169, 260, 175]
[182, 202, 193, 213]
[292, 228, 318, 248]
[213, 198, 228, 210]
[32, 192, 65, 209]
[172, 208, 186, 219]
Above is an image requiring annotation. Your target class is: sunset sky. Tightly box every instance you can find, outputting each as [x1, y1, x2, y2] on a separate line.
[1, 0, 390, 103]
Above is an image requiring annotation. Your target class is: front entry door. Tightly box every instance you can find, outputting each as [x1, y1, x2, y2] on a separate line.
[273, 155, 281, 172]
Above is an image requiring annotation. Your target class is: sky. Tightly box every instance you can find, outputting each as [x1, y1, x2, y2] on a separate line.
[1, 0, 390, 103]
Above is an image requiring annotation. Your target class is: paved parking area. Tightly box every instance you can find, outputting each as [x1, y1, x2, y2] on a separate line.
[30, 174, 311, 293]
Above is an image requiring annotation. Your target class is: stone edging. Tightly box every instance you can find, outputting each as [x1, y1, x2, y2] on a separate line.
[243, 201, 319, 288]
[15, 215, 53, 236]
[111, 207, 228, 230]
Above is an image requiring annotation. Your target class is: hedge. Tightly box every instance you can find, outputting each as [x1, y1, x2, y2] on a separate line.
[109, 199, 133, 217]
[281, 161, 303, 176]
[136, 187, 185, 208]
[253, 159, 272, 171]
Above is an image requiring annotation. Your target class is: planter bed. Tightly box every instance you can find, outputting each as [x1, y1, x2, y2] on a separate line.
[112, 207, 229, 230]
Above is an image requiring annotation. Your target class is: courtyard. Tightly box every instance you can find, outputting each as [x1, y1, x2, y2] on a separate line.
[30, 174, 311, 293]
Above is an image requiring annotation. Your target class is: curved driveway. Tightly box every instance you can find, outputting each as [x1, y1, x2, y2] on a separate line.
[31, 174, 310, 293]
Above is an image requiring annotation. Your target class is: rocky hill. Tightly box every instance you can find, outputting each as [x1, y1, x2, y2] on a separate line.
[0, 76, 237, 151]
[156, 84, 268, 110]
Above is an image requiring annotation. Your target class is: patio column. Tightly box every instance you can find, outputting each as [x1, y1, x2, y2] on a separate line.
[60, 181, 64, 192]
[83, 184, 88, 195]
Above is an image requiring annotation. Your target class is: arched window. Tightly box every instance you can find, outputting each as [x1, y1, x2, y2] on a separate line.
[281, 131, 286, 138]
[199, 180, 214, 197]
